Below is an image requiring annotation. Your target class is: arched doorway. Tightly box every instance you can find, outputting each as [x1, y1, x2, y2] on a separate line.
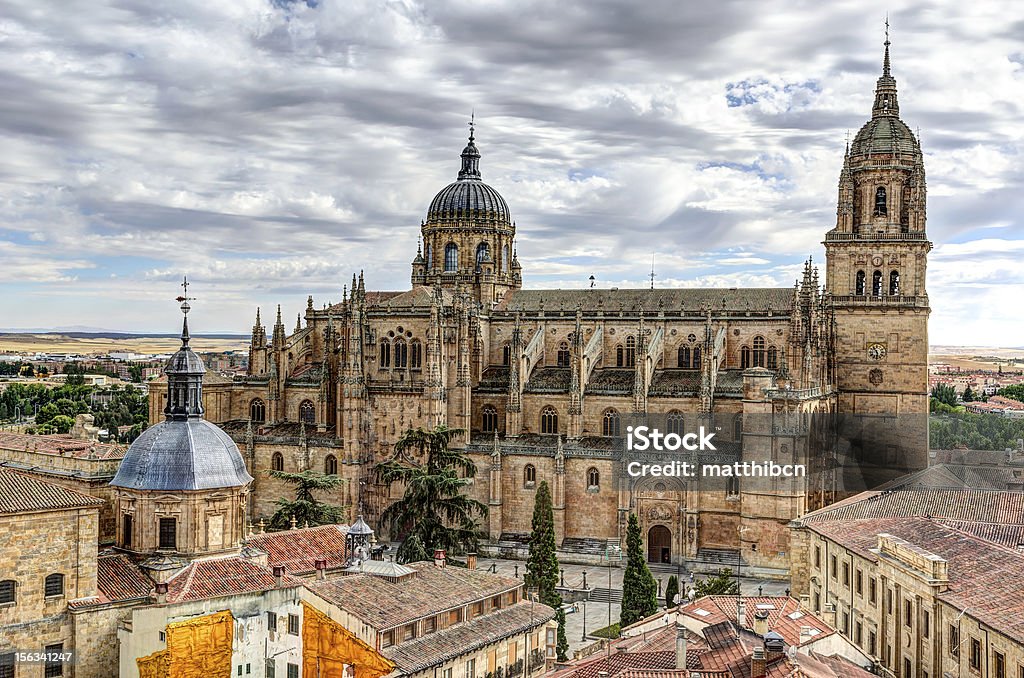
[647, 525, 672, 564]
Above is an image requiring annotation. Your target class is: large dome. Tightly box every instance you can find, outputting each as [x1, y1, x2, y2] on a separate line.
[850, 116, 919, 158]
[111, 418, 253, 491]
[426, 129, 511, 224]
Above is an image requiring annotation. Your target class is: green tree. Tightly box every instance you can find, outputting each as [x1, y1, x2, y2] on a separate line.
[962, 386, 977, 402]
[374, 425, 487, 563]
[998, 385, 1024, 401]
[620, 513, 658, 627]
[525, 481, 561, 607]
[397, 534, 430, 564]
[931, 383, 958, 408]
[50, 415, 75, 434]
[266, 469, 347, 529]
[665, 574, 679, 609]
[555, 607, 569, 661]
[694, 569, 740, 597]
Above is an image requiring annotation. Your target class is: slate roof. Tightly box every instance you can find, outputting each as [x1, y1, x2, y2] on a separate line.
[245, 524, 350, 575]
[478, 367, 510, 392]
[0, 468, 104, 514]
[807, 517, 1024, 644]
[495, 288, 793, 314]
[165, 556, 299, 603]
[585, 368, 635, 395]
[525, 367, 571, 393]
[308, 561, 522, 630]
[0, 432, 126, 460]
[383, 601, 554, 673]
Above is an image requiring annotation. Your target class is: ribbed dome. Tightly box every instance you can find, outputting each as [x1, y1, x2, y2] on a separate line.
[850, 116, 919, 158]
[111, 418, 253, 491]
[428, 179, 511, 223]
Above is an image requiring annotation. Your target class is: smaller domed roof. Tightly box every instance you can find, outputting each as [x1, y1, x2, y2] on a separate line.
[850, 116, 918, 158]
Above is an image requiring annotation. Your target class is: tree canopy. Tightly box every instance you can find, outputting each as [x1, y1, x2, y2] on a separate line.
[620, 513, 658, 627]
[266, 469, 347, 529]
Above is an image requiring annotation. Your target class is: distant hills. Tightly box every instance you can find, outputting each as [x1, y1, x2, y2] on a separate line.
[0, 328, 248, 340]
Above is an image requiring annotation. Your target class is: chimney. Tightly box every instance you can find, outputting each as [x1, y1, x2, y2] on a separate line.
[822, 602, 837, 627]
[467, 553, 478, 570]
[751, 647, 767, 678]
[675, 623, 688, 669]
[155, 581, 168, 604]
[764, 632, 786, 661]
[753, 610, 770, 636]
[314, 558, 327, 580]
[433, 549, 446, 568]
[273, 565, 285, 587]
[736, 598, 747, 629]
[799, 594, 810, 611]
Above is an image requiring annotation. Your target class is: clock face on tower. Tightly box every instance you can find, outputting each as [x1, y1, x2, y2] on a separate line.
[867, 343, 888, 361]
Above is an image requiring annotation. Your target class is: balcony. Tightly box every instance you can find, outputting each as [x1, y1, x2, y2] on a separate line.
[824, 231, 928, 242]
[830, 295, 929, 308]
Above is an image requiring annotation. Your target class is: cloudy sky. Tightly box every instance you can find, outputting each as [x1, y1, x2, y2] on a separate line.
[0, 0, 1021, 345]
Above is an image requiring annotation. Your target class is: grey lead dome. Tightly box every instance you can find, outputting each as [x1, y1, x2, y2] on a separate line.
[426, 129, 511, 225]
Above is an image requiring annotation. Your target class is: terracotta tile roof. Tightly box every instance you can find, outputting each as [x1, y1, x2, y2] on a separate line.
[383, 600, 555, 673]
[309, 561, 522, 630]
[166, 556, 299, 603]
[0, 431, 126, 460]
[801, 487, 1024, 525]
[97, 553, 152, 602]
[807, 517, 1024, 644]
[935, 520, 1024, 548]
[0, 468, 105, 514]
[679, 596, 834, 647]
[245, 524, 350, 574]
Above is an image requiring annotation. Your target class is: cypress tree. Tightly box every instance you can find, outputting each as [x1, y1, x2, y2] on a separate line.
[555, 606, 569, 661]
[620, 513, 658, 626]
[525, 480, 561, 608]
[665, 574, 679, 609]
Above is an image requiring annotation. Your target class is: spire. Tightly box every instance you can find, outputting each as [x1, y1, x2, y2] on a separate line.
[871, 20, 900, 118]
[458, 114, 482, 180]
[165, 277, 206, 420]
[295, 313, 302, 334]
[177, 276, 193, 347]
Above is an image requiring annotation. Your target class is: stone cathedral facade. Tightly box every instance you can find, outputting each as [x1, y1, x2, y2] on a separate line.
[149, 39, 931, 578]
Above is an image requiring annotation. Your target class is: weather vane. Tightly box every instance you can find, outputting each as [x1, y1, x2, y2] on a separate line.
[176, 276, 195, 316]
[468, 110, 475, 140]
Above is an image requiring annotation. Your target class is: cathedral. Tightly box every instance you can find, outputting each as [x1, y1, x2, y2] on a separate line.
[149, 37, 932, 579]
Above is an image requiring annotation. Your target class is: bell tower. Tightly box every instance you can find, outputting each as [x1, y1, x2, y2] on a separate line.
[824, 29, 932, 477]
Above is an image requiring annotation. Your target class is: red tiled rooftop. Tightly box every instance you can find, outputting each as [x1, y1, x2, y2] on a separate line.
[0, 431, 125, 460]
[166, 556, 299, 603]
[0, 468, 105, 514]
[679, 596, 834, 647]
[245, 524, 349, 574]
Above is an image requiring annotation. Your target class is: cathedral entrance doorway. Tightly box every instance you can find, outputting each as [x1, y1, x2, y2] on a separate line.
[647, 525, 671, 564]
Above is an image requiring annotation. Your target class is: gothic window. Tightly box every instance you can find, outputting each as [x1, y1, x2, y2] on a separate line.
[616, 345, 625, 367]
[767, 346, 778, 370]
[325, 454, 338, 475]
[872, 270, 883, 296]
[444, 243, 459, 272]
[379, 340, 391, 367]
[410, 340, 422, 369]
[524, 464, 536, 487]
[43, 573, 64, 597]
[502, 343, 511, 366]
[250, 398, 265, 422]
[587, 467, 600, 489]
[692, 346, 701, 367]
[476, 242, 490, 265]
[394, 338, 408, 368]
[540, 406, 558, 434]
[741, 346, 751, 369]
[482, 405, 498, 433]
[874, 187, 887, 216]
[677, 346, 690, 368]
[855, 270, 866, 295]
[502, 245, 509, 271]
[158, 518, 177, 550]
[424, 244, 432, 269]
[602, 409, 621, 437]
[625, 336, 636, 367]
[0, 579, 14, 604]
[667, 411, 684, 435]
[889, 270, 900, 296]
[272, 452, 284, 471]
[299, 400, 315, 425]
[753, 336, 766, 368]
[556, 342, 570, 367]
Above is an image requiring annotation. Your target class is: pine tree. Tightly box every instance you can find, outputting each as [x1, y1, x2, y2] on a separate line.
[694, 568, 740, 597]
[525, 481, 561, 608]
[267, 470, 347, 529]
[665, 574, 679, 609]
[397, 534, 430, 564]
[620, 513, 658, 626]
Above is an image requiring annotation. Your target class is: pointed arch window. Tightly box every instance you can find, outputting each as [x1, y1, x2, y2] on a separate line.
[476, 242, 490, 265]
[250, 398, 265, 423]
[587, 467, 600, 490]
[767, 346, 778, 370]
[379, 340, 391, 368]
[325, 454, 338, 475]
[753, 336, 766, 368]
[625, 336, 636, 367]
[482, 405, 498, 433]
[424, 244, 432, 269]
[692, 346, 701, 368]
[616, 344, 625, 367]
[667, 411, 684, 436]
[855, 270, 866, 296]
[872, 270, 883, 296]
[874, 187, 887, 216]
[677, 346, 690, 368]
[410, 340, 422, 369]
[602, 409, 621, 437]
[502, 245, 509, 271]
[540, 406, 558, 434]
[272, 452, 284, 472]
[889, 270, 900, 296]
[394, 338, 408, 368]
[741, 346, 751, 369]
[444, 243, 459, 272]
[524, 464, 536, 487]
[502, 343, 511, 366]
[556, 342, 570, 367]
[299, 400, 316, 425]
